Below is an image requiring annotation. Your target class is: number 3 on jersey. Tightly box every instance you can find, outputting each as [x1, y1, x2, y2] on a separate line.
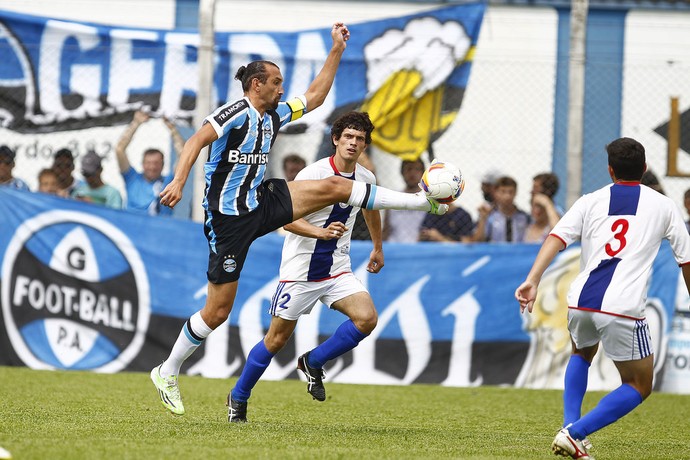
[606, 218, 629, 257]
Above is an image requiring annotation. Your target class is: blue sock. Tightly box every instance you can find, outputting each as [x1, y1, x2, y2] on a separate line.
[568, 384, 643, 439]
[563, 354, 590, 426]
[231, 340, 274, 403]
[308, 320, 368, 369]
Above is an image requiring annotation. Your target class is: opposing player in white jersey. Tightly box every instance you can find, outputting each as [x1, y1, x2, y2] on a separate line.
[227, 111, 382, 422]
[516, 137, 690, 459]
[150, 24, 448, 419]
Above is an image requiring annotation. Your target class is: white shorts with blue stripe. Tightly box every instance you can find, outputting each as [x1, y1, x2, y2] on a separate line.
[567, 308, 653, 361]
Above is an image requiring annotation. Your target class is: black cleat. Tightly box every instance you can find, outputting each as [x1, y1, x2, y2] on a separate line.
[297, 352, 326, 402]
[227, 394, 247, 423]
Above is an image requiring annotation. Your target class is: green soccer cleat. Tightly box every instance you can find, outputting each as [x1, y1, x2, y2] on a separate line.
[150, 364, 185, 415]
[426, 197, 449, 216]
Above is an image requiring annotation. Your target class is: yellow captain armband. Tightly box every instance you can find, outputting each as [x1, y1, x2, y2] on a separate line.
[286, 95, 307, 121]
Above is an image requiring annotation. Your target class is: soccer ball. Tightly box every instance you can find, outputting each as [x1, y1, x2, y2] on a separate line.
[420, 161, 465, 204]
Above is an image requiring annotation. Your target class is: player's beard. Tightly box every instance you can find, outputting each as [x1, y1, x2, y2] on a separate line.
[269, 95, 280, 110]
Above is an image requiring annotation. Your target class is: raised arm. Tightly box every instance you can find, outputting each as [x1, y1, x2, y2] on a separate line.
[159, 122, 217, 208]
[163, 116, 186, 158]
[115, 110, 150, 173]
[303, 23, 350, 112]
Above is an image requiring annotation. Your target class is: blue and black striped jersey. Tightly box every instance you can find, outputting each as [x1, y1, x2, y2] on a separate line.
[202, 95, 306, 215]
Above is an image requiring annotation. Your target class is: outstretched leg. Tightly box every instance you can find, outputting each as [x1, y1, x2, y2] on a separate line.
[288, 176, 446, 221]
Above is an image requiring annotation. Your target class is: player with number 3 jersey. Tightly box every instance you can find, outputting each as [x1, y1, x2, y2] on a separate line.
[515, 137, 690, 459]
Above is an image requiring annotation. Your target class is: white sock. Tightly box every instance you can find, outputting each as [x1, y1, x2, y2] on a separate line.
[160, 311, 213, 377]
[347, 181, 431, 211]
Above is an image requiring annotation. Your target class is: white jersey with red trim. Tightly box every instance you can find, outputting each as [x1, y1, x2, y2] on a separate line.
[551, 181, 690, 319]
[279, 156, 376, 282]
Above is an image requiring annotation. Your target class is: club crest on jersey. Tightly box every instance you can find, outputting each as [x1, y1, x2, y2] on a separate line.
[223, 258, 237, 273]
[227, 150, 269, 165]
[262, 124, 272, 137]
[1, 211, 150, 372]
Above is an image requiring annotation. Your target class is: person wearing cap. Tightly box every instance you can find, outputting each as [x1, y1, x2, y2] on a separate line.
[51, 148, 84, 197]
[72, 151, 123, 209]
[0, 145, 30, 191]
[480, 169, 501, 207]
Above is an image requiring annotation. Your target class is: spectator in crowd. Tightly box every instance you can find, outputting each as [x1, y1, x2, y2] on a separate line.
[72, 151, 123, 209]
[641, 169, 665, 195]
[524, 193, 560, 243]
[480, 169, 501, 207]
[532, 171, 562, 217]
[471, 176, 530, 242]
[0, 145, 30, 191]
[683, 188, 690, 232]
[419, 202, 474, 242]
[52, 148, 83, 197]
[383, 158, 428, 242]
[115, 110, 184, 216]
[37, 168, 59, 195]
[282, 153, 307, 182]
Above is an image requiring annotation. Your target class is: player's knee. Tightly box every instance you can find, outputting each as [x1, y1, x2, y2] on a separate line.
[264, 331, 290, 353]
[637, 380, 653, 399]
[202, 304, 232, 329]
[353, 310, 377, 335]
[321, 176, 351, 201]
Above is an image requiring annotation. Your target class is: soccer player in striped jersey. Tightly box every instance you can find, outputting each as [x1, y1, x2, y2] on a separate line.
[515, 137, 690, 459]
[151, 23, 447, 417]
[228, 111, 380, 422]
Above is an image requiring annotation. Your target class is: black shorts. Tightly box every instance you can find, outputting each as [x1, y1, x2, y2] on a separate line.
[204, 179, 293, 284]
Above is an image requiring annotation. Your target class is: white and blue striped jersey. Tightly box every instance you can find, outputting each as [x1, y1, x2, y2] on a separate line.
[279, 156, 376, 282]
[203, 96, 306, 215]
[551, 182, 690, 319]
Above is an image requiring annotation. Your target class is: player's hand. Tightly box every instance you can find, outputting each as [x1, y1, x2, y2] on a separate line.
[331, 22, 350, 48]
[515, 281, 538, 314]
[367, 249, 384, 274]
[321, 221, 347, 240]
[159, 180, 184, 209]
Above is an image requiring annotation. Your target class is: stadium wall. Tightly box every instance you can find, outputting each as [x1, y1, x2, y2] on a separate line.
[1, 187, 690, 393]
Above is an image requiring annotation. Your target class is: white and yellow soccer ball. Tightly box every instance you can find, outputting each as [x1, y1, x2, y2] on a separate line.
[419, 161, 465, 204]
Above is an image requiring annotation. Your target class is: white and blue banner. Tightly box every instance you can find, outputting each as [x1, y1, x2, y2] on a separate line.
[2, 187, 689, 391]
[0, 4, 485, 159]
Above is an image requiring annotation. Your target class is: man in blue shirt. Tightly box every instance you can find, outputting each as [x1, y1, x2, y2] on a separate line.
[115, 110, 185, 216]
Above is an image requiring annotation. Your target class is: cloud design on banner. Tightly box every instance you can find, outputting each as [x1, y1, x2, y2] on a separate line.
[364, 17, 471, 99]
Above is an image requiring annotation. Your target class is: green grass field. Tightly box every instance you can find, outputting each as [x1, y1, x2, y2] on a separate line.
[1, 366, 689, 459]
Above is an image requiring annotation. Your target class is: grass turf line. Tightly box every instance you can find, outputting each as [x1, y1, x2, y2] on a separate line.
[1, 366, 689, 459]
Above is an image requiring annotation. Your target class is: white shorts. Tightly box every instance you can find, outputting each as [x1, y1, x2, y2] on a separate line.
[568, 308, 653, 362]
[268, 273, 367, 321]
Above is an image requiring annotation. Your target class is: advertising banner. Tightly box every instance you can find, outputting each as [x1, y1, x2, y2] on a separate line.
[0, 187, 687, 391]
[0, 4, 485, 159]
